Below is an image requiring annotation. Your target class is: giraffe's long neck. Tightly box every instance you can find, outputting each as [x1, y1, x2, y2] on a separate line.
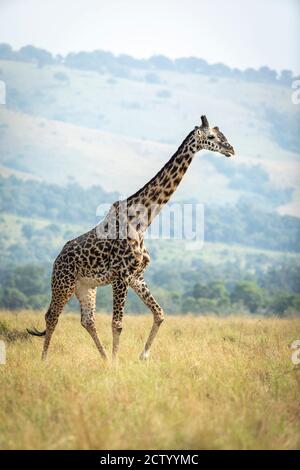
[126, 131, 200, 227]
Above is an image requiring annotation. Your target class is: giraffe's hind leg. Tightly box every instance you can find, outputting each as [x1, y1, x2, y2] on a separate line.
[112, 278, 128, 358]
[75, 282, 107, 360]
[42, 281, 75, 360]
[130, 276, 164, 360]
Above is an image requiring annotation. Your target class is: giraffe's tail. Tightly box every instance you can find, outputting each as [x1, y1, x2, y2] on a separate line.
[26, 327, 46, 337]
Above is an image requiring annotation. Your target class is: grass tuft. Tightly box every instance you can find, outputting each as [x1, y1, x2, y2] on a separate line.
[0, 319, 30, 342]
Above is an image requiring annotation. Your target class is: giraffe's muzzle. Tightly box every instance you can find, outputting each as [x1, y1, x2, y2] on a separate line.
[223, 143, 235, 157]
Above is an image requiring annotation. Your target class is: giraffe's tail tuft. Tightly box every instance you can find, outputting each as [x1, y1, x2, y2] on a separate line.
[26, 327, 46, 337]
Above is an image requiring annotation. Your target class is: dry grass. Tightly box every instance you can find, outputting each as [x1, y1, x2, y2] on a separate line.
[0, 310, 299, 450]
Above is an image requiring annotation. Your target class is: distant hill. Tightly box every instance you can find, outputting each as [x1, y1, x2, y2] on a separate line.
[0, 106, 299, 215]
[1, 56, 299, 155]
[0, 45, 299, 315]
[0, 46, 299, 215]
[0, 43, 298, 86]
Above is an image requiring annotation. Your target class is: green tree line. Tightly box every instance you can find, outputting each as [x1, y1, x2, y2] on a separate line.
[1, 175, 299, 253]
[0, 262, 299, 316]
[0, 43, 298, 86]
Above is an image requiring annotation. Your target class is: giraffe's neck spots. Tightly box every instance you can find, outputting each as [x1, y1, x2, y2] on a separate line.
[126, 134, 200, 226]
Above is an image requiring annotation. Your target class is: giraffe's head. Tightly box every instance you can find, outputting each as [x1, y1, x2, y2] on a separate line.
[193, 115, 235, 157]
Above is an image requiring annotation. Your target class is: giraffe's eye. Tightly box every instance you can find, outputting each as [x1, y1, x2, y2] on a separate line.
[207, 135, 214, 140]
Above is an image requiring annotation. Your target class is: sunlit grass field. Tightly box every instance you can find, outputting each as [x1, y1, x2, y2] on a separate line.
[0, 311, 299, 450]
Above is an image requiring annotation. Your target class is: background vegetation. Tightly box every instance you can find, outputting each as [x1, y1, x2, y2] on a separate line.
[0, 44, 299, 317]
[0, 173, 299, 315]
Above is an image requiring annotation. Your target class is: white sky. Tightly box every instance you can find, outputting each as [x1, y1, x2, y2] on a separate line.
[0, 0, 299, 73]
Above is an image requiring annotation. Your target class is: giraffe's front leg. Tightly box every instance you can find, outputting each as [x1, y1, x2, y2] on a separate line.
[130, 276, 164, 360]
[76, 283, 108, 360]
[112, 278, 128, 358]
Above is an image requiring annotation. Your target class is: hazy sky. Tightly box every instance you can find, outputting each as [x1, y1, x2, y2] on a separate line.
[0, 0, 299, 73]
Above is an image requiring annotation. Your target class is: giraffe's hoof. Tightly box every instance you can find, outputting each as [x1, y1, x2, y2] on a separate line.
[139, 351, 150, 361]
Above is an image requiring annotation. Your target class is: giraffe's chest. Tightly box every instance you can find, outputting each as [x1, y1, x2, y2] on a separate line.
[109, 237, 150, 278]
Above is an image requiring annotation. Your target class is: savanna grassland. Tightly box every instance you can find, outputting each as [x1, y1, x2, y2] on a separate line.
[0, 311, 299, 450]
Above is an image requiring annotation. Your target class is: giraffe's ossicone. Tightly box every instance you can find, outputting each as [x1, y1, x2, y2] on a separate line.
[27, 115, 235, 361]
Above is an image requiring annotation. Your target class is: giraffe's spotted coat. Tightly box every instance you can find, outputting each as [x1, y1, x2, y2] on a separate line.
[28, 116, 234, 361]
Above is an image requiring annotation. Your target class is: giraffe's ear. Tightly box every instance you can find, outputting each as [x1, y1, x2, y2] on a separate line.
[213, 126, 219, 131]
[200, 115, 209, 128]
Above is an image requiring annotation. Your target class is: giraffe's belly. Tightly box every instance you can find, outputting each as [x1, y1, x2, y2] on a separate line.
[76, 273, 111, 289]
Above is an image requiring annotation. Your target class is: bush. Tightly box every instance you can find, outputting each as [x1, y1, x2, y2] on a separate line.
[270, 293, 300, 315]
[53, 72, 69, 82]
[231, 281, 266, 313]
[145, 72, 161, 84]
[2, 288, 27, 310]
[156, 89, 171, 99]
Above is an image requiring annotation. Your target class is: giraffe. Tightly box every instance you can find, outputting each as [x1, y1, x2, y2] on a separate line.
[27, 115, 235, 361]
